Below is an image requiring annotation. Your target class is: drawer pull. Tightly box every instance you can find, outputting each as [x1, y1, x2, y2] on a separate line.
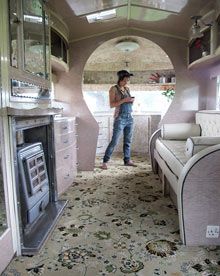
[62, 126, 68, 130]
[63, 140, 69, 144]
[97, 146, 103, 148]
[64, 174, 70, 179]
[64, 154, 70, 159]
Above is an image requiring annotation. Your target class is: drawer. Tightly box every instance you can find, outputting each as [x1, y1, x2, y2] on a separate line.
[95, 116, 109, 128]
[55, 132, 76, 151]
[96, 146, 106, 156]
[56, 166, 77, 196]
[54, 117, 76, 135]
[98, 127, 109, 139]
[55, 145, 76, 169]
[97, 138, 109, 148]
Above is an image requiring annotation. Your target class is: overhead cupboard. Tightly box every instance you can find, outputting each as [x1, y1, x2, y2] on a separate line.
[9, 0, 51, 101]
[188, 10, 220, 69]
[8, 0, 70, 101]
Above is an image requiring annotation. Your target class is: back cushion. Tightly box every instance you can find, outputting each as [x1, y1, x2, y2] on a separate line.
[161, 123, 201, 140]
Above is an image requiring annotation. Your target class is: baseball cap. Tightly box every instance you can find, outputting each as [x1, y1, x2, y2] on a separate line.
[117, 70, 134, 78]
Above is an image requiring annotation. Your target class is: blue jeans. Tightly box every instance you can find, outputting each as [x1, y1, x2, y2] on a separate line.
[103, 114, 133, 163]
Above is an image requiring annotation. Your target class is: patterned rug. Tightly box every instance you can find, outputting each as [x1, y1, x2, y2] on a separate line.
[3, 155, 220, 276]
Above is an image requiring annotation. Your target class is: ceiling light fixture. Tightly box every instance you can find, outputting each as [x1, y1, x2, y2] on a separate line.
[115, 40, 139, 52]
[86, 9, 116, 23]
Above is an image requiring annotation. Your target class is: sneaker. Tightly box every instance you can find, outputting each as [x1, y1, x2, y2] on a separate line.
[100, 163, 108, 170]
[124, 160, 137, 167]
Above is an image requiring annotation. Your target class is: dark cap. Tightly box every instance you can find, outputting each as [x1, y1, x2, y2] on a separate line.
[117, 70, 134, 79]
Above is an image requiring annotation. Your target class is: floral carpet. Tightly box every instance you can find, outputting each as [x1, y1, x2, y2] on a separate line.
[3, 155, 220, 276]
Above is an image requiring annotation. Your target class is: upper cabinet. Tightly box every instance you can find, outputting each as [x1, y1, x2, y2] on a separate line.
[188, 8, 220, 69]
[50, 11, 69, 73]
[9, 0, 51, 101]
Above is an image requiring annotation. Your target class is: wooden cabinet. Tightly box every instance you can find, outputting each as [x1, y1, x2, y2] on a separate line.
[95, 116, 110, 156]
[8, 0, 51, 102]
[94, 114, 161, 156]
[54, 117, 77, 196]
[50, 12, 69, 74]
[188, 12, 220, 69]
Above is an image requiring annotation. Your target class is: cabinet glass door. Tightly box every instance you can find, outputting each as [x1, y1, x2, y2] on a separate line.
[9, 0, 18, 68]
[23, 0, 49, 78]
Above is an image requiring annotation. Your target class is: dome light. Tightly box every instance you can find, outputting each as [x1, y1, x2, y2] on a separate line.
[115, 40, 139, 52]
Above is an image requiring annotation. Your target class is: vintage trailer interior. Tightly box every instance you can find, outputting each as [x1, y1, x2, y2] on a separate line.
[1, 0, 220, 275]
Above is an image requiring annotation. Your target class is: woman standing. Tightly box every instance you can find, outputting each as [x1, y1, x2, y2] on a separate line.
[101, 70, 136, 169]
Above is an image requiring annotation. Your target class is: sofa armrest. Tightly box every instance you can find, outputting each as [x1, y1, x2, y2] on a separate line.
[177, 144, 220, 245]
[149, 129, 161, 173]
[185, 136, 220, 158]
[161, 123, 201, 140]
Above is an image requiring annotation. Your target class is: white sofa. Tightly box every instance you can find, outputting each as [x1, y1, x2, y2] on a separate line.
[149, 111, 220, 246]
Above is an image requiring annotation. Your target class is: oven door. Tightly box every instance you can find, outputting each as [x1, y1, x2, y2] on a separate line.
[23, 150, 49, 196]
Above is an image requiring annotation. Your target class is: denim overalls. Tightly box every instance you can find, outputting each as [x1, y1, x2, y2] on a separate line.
[103, 85, 134, 164]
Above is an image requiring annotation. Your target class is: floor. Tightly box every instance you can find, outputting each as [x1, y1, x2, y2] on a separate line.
[3, 155, 220, 276]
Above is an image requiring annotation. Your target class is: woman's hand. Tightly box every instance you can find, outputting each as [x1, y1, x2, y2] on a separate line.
[123, 97, 135, 103]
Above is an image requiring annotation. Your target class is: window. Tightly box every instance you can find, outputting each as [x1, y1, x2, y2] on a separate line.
[83, 87, 173, 116]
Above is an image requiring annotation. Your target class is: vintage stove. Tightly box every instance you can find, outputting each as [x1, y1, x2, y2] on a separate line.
[17, 142, 49, 228]
[9, 113, 67, 255]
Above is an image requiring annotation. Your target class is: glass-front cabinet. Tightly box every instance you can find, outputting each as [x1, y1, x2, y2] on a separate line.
[9, 0, 51, 101]
[23, 0, 49, 79]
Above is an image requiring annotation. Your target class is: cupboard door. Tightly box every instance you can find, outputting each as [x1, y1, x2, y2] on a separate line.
[0, 61, 15, 275]
[0, 118, 15, 274]
[0, 1, 17, 269]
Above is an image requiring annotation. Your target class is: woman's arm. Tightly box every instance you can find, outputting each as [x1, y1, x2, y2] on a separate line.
[109, 86, 134, 108]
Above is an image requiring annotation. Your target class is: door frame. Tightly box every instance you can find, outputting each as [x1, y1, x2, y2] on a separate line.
[0, 0, 21, 273]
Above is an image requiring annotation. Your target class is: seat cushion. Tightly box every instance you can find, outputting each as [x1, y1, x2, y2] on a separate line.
[156, 138, 188, 178]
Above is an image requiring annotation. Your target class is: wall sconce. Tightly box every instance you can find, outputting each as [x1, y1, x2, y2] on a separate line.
[190, 15, 213, 39]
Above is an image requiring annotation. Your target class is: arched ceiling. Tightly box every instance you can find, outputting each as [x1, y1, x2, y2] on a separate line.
[84, 36, 173, 71]
[48, 0, 216, 41]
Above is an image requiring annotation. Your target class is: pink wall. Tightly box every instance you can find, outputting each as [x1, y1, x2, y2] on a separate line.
[53, 29, 210, 170]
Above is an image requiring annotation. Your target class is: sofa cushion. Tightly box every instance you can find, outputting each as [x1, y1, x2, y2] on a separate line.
[156, 138, 189, 178]
[196, 111, 220, 136]
[161, 123, 201, 140]
[185, 136, 220, 158]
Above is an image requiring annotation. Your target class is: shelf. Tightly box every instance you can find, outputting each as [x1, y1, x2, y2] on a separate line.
[188, 52, 220, 70]
[51, 55, 69, 73]
[147, 82, 176, 85]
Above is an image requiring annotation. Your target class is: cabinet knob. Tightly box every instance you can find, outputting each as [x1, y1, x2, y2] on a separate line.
[64, 174, 70, 179]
